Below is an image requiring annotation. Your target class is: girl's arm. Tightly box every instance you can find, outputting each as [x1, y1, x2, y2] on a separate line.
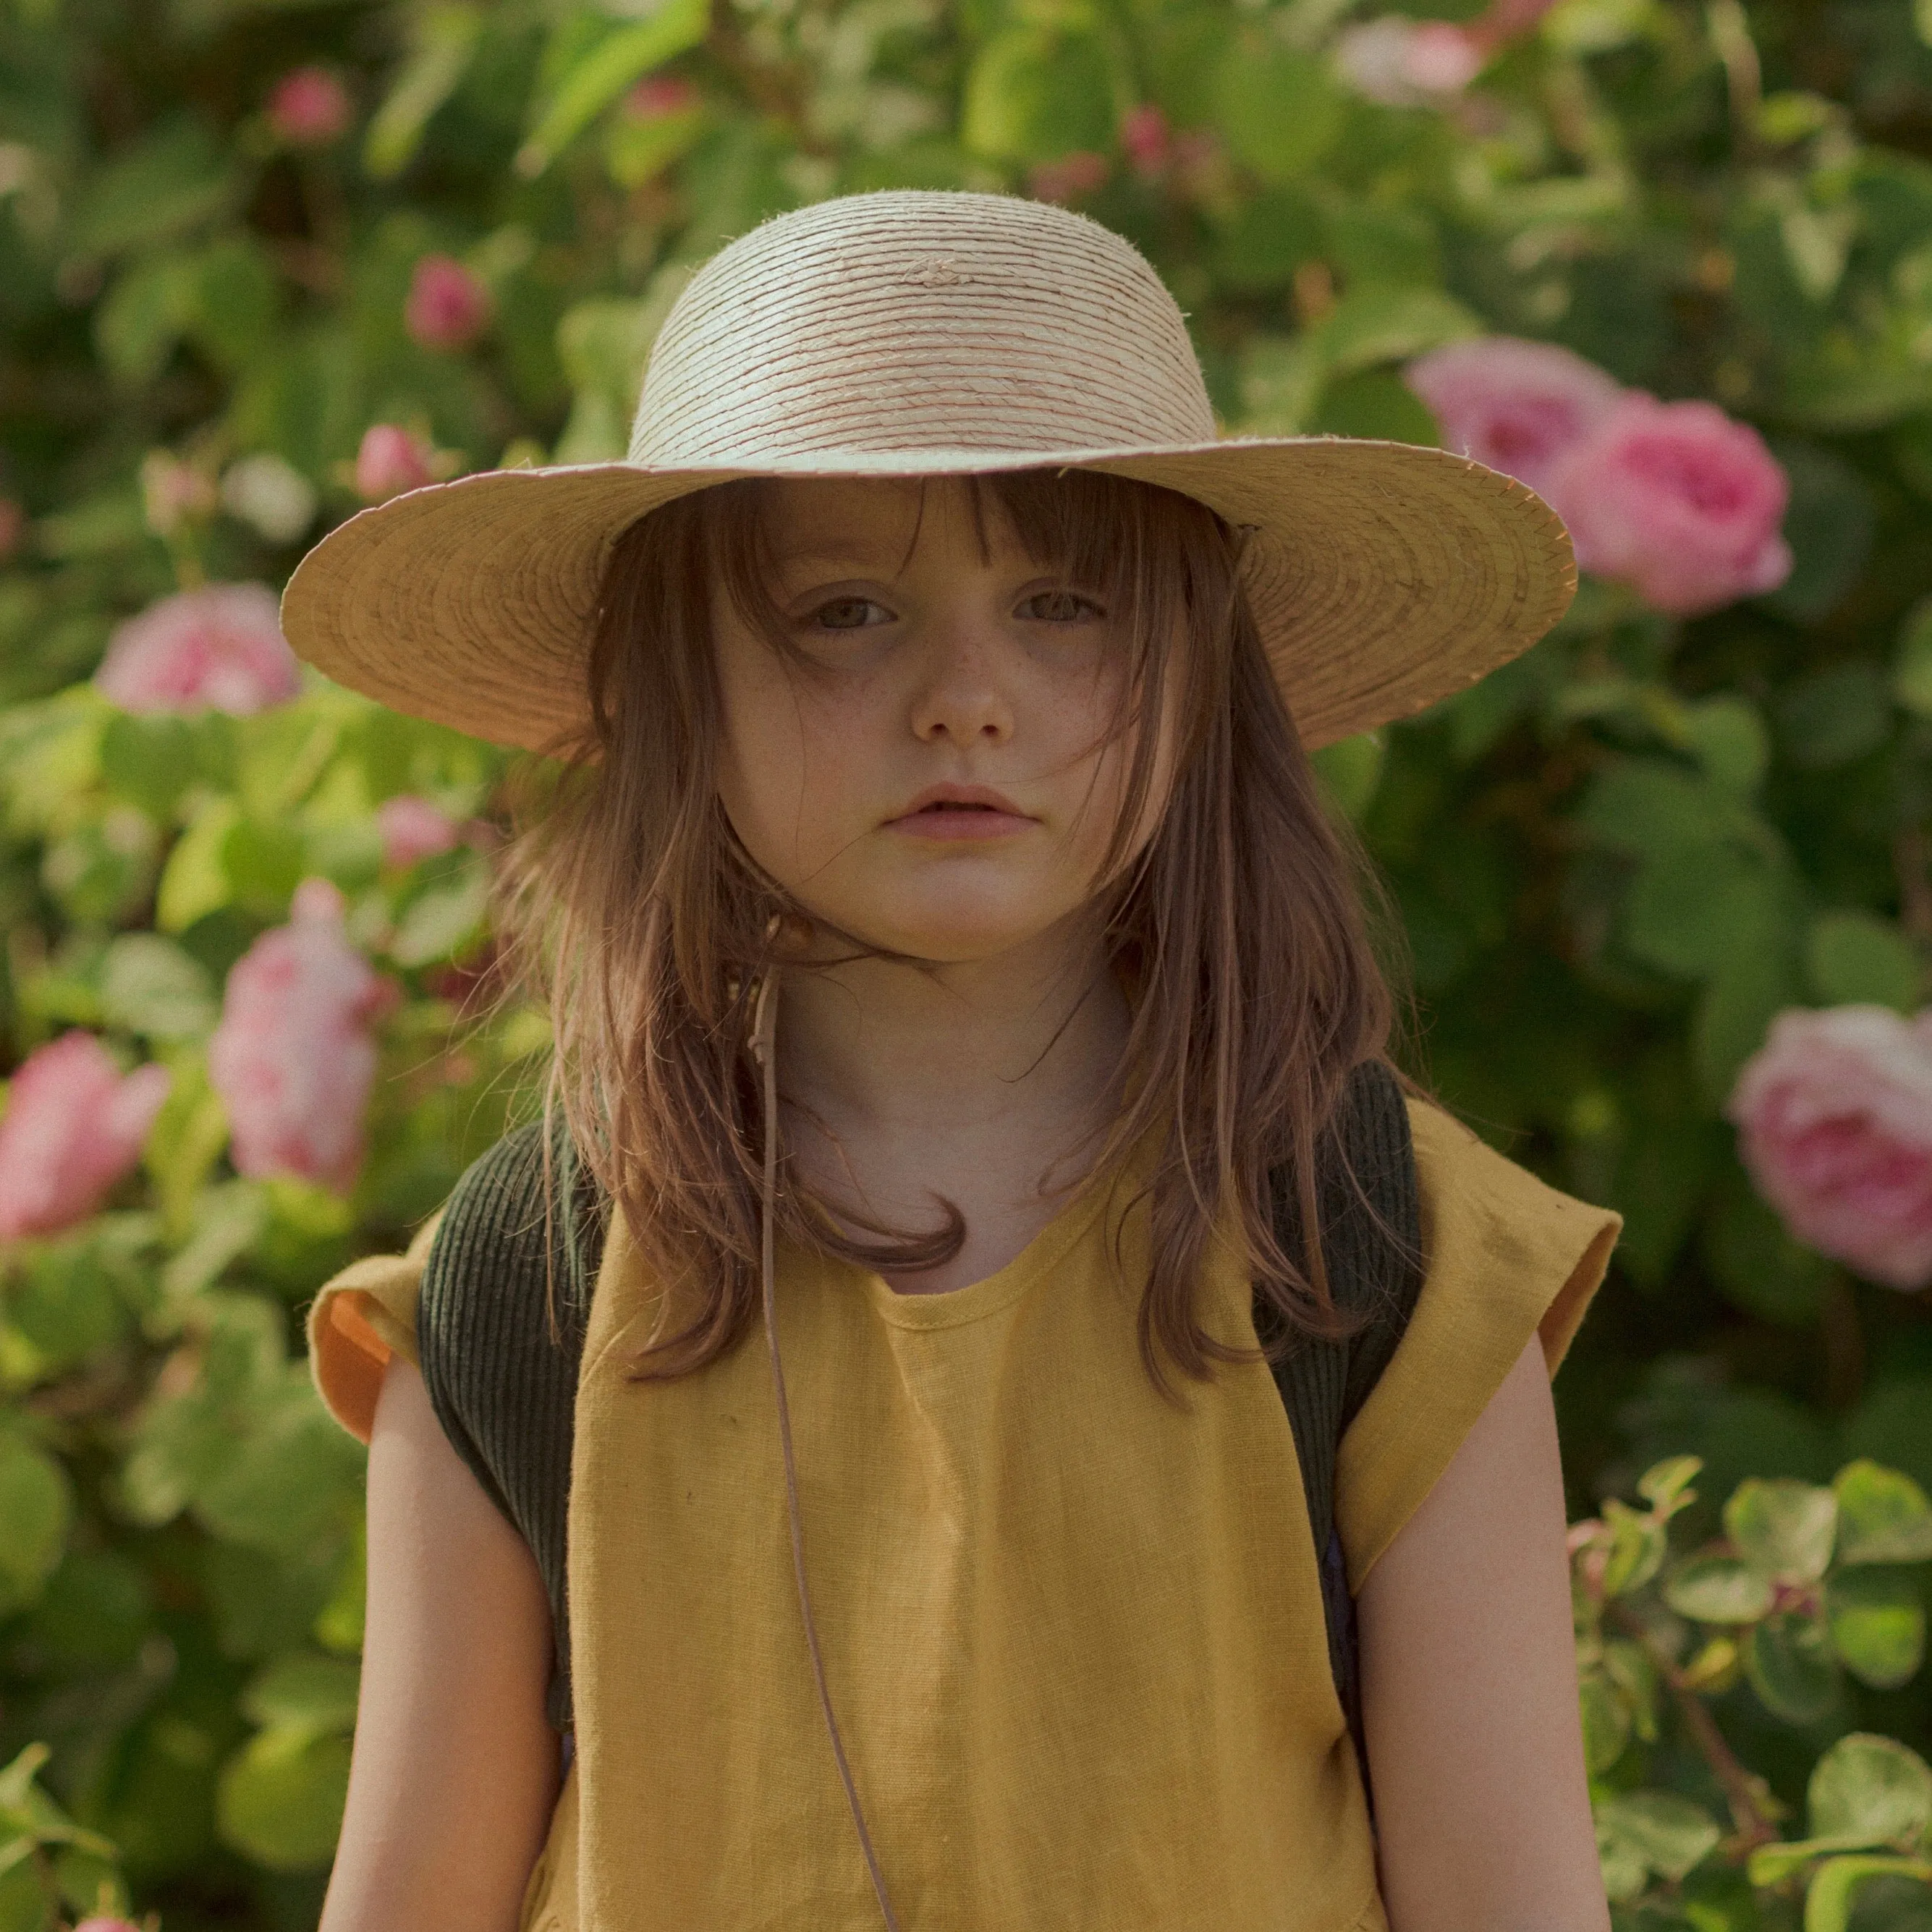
[1357, 1336, 1609, 1932]
[318, 1353, 562, 1932]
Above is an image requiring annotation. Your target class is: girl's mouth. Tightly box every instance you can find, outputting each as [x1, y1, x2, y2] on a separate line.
[887, 789, 1036, 841]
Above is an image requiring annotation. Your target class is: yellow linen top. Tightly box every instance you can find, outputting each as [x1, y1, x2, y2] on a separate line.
[308, 1099, 1619, 1932]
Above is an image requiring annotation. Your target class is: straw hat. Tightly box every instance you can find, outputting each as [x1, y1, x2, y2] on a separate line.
[281, 189, 1575, 753]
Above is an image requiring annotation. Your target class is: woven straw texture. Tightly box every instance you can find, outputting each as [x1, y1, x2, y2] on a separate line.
[282, 190, 1576, 753]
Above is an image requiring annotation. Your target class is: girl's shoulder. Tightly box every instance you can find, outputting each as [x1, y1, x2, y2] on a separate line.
[1333, 1098, 1622, 1590]
[305, 1120, 596, 1445]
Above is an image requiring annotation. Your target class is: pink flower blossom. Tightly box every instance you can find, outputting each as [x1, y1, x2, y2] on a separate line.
[266, 67, 352, 147]
[1336, 18, 1486, 104]
[208, 878, 394, 1192]
[1729, 1006, 1932, 1291]
[1028, 152, 1110, 205]
[1121, 104, 1172, 177]
[624, 75, 700, 119]
[354, 425, 436, 502]
[140, 451, 217, 539]
[0, 1033, 169, 1240]
[404, 254, 491, 351]
[94, 583, 301, 717]
[72, 1920, 143, 1932]
[377, 795, 462, 869]
[1551, 394, 1792, 615]
[1403, 336, 1624, 499]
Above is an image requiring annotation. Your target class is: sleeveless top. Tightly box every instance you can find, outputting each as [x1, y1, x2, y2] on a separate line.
[308, 1094, 1620, 1931]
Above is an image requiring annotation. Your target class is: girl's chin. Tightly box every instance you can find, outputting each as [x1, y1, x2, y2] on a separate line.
[804, 903, 1087, 967]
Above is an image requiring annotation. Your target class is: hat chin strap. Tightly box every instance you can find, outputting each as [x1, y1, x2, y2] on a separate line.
[752, 970, 903, 1932]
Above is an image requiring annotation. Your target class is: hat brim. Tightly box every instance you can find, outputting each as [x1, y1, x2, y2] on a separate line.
[280, 438, 1574, 755]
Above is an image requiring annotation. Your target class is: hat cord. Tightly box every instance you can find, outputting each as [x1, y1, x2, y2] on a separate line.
[752, 970, 904, 1932]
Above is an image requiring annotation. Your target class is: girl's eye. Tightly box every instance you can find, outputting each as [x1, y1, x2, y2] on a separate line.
[1020, 588, 1103, 623]
[806, 596, 891, 631]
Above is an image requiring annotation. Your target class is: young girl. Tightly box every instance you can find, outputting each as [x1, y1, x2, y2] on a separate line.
[296, 190, 1622, 1932]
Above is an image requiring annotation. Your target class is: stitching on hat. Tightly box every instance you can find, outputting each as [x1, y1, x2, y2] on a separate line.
[899, 257, 970, 287]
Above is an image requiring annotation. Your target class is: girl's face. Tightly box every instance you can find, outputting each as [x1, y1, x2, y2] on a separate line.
[713, 477, 1174, 963]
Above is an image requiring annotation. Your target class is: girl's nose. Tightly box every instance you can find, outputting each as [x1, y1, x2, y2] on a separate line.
[908, 622, 1014, 746]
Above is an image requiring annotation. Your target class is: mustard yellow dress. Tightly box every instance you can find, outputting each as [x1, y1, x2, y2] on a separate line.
[309, 1098, 1619, 1932]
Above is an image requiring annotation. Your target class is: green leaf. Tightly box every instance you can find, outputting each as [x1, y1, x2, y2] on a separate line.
[1685, 696, 1771, 796]
[100, 712, 200, 820]
[1836, 1461, 1932, 1564]
[1695, 941, 1806, 1108]
[100, 933, 216, 1042]
[1806, 912, 1922, 1012]
[962, 25, 1118, 164]
[364, 4, 483, 180]
[1727, 1478, 1840, 1583]
[1578, 1670, 1632, 1774]
[1601, 1497, 1669, 1596]
[214, 1727, 352, 1872]
[1776, 664, 1893, 771]
[517, 0, 711, 177]
[1215, 40, 1344, 183]
[1895, 595, 1932, 717]
[1666, 1553, 1776, 1624]
[389, 859, 491, 967]
[1756, 439, 1877, 625]
[241, 1653, 361, 1737]
[1310, 287, 1481, 381]
[1826, 1568, 1925, 1689]
[1623, 844, 1788, 982]
[605, 103, 706, 188]
[1310, 732, 1385, 820]
[68, 117, 237, 257]
[1594, 1789, 1723, 1884]
[1639, 1454, 1703, 1512]
[156, 797, 241, 933]
[1805, 1855, 1932, 1932]
[1746, 1611, 1841, 1723]
[0, 1438, 72, 1615]
[1810, 1734, 1932, 1848]
[1306, 368, 1439, 443]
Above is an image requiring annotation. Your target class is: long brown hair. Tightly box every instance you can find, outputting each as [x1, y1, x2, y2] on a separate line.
[495, 468, 1402, 1398]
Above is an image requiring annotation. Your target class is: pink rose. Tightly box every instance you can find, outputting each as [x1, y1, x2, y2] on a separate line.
[94, 583, 301, 717]
[1028, 152, 1110, 205]
[1336, 18, 1486, 104]
[1727, 1006, 1932, 1291]
[377, 795, 462, 869]
[404, 254, 491, 351]
[0, 1033, 169, 1240]
[1403, 336, 1624, 499]
[266, 67, 352, 147]
[1551, 394, 1792, 615]
[624, 75, 700, 119]
[140, 451, 217, 540]
[1120, 104, 1171, 177]
[208, 879, 394, 1193]
[72, 1921, 144, 1932]
[354, 424, 436, 502]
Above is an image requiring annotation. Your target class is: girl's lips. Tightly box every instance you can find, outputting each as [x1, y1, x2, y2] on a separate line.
[886, 800, 1037, 841]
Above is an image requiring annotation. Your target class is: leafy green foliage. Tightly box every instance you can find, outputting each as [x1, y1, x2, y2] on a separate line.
[3, 0, 1932, 1920]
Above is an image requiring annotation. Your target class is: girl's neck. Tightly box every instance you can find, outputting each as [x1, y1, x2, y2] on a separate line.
[774, 915, 1130, 1290]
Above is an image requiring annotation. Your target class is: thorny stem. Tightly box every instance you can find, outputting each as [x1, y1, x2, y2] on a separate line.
[1821, 1269, 1866, 1414]
[1610, 1603, 1781, 1850]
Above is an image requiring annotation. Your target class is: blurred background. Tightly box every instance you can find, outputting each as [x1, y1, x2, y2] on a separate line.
[2, 0, 1932, 1923]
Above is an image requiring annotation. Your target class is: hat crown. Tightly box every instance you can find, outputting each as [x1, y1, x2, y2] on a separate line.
[630, 190, 1218, 467]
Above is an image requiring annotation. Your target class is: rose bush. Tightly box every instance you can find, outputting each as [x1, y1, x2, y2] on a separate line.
[1729, 1007, 1932, 1290]
[4, 0, 1932, 1922]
